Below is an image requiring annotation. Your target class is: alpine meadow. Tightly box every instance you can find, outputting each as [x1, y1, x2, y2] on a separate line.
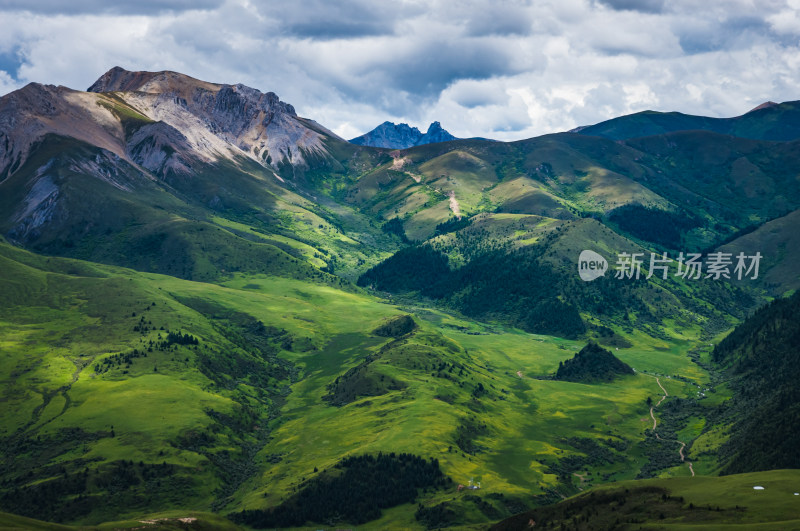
[0, 65, 799, 531]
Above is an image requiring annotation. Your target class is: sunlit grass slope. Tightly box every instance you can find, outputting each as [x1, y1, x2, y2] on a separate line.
[0, 238, 737, 528]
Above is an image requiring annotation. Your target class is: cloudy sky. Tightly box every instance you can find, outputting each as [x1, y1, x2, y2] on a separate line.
[1, 0, 799, 140]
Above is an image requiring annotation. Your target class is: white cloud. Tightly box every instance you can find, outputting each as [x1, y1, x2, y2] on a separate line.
[0, 70, 18, 95]
[0, 0, 799, 140]
[767, 5, 800, 35]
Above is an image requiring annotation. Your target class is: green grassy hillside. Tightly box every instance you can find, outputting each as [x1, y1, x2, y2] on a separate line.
[711, 291, 800, 474]
[0, 238, 747, 528]
[4, 469, 800, 530]
[6, 108, 800, 289]
[623, 132, 800, 234]
[0, 240, 301, 523]
[336, 128, 800, 262]
[358, 217, 756, 343]
[718, 208, 800, 294]
[0, 134, 397, 284]
[492, 469, 800, 530]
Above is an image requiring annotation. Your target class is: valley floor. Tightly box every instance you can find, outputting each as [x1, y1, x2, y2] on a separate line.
[0, 242, 792, 530]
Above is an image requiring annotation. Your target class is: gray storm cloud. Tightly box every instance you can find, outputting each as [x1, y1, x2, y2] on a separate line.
[0, 0, 798, 140]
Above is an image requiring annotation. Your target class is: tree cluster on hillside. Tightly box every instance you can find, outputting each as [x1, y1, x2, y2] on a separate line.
[373, 314, 417, 337]
[322, 353, 406, 406]
[542, 436, 626, 488]
[711, 291, 800, 473]
[454, 416, 489, 455]
[381, 217, 409, 242]
[357, 245, 450, 292]
[357, 244, 586, 339]
[165, 331, 199, 345]
[554, 342, 634, 383]
[231, 453, 449, 528]
[0, 457, 184, 523]
[608, 204, 702, 249]
[435, 216, 473, 236]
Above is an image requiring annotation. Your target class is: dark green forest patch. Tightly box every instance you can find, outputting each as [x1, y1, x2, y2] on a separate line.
[373, 314, 417, 337]
[231, 453, 449, 528]
[554, 342, 634, 383]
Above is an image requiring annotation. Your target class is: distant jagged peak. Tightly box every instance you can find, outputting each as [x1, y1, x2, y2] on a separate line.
[370, 121, 423, 136]
[349, 120, 457, 148]
[382, 121, 421, 133]
[425, 121, 444, 133]
[420, 121, 456, 144]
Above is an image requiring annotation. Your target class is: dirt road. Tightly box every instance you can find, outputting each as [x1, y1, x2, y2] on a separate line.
[643, 374, 695, 478]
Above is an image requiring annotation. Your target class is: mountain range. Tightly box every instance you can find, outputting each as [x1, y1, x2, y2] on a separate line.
[1, 67, 799, 530]
[574, 100, 800, 141]
[349, 120, 458, 148]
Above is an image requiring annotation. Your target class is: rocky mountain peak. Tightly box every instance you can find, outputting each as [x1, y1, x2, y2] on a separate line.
[0, 67, 336, 189]
[84, 67, 323, 168]
[1, 83, 60, 119]
[420, 121, 456, 144]
[426, 121, 443, 133]
[88, 67, 298, 125]
[88, 66, 217, 95]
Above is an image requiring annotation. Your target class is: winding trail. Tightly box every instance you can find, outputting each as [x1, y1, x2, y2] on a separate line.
[448, 190, 462, 218]
[643, 374, 695, 478]
[654, 377, 668, 404]
[572, 472, 588, 491]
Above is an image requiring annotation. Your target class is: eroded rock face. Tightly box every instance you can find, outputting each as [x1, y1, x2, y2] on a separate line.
[0, 66, 339, 193]
[126, 122, 193, 177]
[11, 172, 61, 241]
[0, 83, 128, 181]
[0, 67, 342, 246]
[87, 67, 334, 168]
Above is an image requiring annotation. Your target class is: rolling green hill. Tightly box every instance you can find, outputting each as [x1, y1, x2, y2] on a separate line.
[337, 128, 800, 261]
[5, 75, 800, 287]
[0, 131, 398, 284]
[718, 208, 800, 294]
[578, 100, 800, 141]
[357, 217, 756, 342]
[492, 469, 800, 530]
[711, 291, 800, 474]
